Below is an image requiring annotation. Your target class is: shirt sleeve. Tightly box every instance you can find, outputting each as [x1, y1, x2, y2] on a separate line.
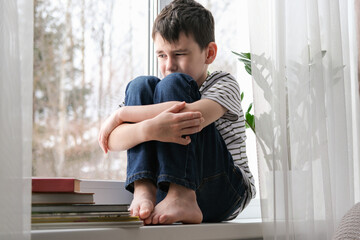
[201, 73, 242, 121]
[119, 101, 125, 108]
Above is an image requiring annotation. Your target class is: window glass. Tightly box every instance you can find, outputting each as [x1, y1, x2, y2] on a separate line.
[33, 0, 148, 179]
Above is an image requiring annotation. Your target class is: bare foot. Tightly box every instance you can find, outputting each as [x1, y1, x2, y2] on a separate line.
[144, 183, 203, 225]
[129, 179, 156, 220]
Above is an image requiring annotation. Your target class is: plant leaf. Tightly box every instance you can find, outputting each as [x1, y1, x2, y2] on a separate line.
[247, 103, 253, 113]
[231, 51, 243, 57]
[232, 51, 251, 61]
[245, 65, 252, 75]
[233, 51, 252, 75]
[238, 56, 251, 61]
[240, 52, 251, 60]
[246, 112, 255, 130]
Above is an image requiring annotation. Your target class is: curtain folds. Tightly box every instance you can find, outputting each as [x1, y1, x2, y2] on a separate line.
[0, 0, 33, 239]
[248, 0, 360, 239]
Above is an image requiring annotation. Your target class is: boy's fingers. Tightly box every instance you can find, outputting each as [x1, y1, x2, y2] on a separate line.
[188, 112, 202, 119]
[167, 102, 186, 113]
[100, 142, 105, 152]
[181, 127, 201, 135]
[176, 136, 191, 145]
[103, 140, 108, 154]
[176, 112, 202, 121]
[179, 117, 204, 128]
[98, 136, 108, 154]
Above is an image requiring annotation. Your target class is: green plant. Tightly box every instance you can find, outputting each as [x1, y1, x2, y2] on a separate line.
[232, 51, 255, 134]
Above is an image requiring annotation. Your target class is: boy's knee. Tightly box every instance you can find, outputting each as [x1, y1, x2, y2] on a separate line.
[126, 76, 160, 94]
[156, 73, 196, 93]
[154, 73, 200, 102]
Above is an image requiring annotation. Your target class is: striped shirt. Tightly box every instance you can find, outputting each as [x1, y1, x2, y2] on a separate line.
[199, 71, 256, 203]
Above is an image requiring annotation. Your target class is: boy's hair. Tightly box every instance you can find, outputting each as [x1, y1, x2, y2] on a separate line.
[152, 0, 215, 50]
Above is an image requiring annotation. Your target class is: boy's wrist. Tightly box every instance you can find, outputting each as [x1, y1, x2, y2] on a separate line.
[140, 118, 153, 142]
[114, 107, 124, 125]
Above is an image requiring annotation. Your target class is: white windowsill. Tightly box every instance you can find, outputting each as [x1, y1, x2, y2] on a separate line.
[31, 180, 263, 239]
[31, 219, 262, 240]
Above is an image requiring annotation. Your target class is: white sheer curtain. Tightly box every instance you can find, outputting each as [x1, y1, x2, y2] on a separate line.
[0, 0, 33, 239]
[248, 0, 360, 239]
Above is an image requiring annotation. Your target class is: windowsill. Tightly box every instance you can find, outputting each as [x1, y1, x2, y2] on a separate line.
[31, 219, 263, 240]
[31, 180, 263, 239]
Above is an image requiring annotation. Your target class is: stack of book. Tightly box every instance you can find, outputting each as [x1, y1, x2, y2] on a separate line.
[32, 177, 95, 205]
[31, 177, 142, 229]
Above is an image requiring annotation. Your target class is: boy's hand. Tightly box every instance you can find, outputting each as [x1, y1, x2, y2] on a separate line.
[148, 102, 204, 145]
[98, 110, 123, 154]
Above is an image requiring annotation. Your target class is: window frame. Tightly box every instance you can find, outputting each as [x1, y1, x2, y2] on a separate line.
[31, 1, 262, 238]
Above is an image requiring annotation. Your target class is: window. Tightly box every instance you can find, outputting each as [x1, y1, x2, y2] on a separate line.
[33, 0, 148, 179]
[33, 0, 260, 220]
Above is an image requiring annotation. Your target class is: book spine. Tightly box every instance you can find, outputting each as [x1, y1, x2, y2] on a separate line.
[32, 178, 79, 193]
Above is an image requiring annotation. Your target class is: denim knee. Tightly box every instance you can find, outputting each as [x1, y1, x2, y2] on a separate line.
[125, 76, 160, 106]
[154, 73, 200, 103]
[126, 76, 160, 95]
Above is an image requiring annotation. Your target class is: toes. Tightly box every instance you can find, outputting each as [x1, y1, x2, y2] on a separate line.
[158, 214, 167, 224]
[159, 214, 174, 224]
[128, 206, 133, 216]
[131, 206, 140, 217]
[139, 208, 151, 219]
[152, 214, 160, 225]
[144, 215, 153, 225]
[139, 201, 153, 219]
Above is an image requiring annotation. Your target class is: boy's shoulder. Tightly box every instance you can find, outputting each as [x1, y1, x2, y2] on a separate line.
[208, 70, 233, 78]
[199, 71, 238, 93]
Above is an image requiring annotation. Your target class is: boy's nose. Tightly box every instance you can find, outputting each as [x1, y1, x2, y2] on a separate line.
[166, 57, 178, 72]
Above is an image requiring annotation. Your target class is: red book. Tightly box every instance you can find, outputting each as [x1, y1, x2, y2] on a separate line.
[32, 177, 82, 193]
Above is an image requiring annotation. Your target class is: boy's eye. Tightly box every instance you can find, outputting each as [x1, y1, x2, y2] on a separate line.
[158, 54, 166, 58]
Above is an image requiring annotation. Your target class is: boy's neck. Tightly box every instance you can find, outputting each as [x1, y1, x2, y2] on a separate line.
[196, 70, 209, 88]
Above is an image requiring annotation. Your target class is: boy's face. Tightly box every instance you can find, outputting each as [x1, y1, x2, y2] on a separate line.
[154, 32, 211, 87]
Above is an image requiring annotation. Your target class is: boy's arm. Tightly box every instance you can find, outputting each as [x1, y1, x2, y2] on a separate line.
[99, 102, 204, 152]
[99, 99, 226, 153]
[184, 98, 227, 128]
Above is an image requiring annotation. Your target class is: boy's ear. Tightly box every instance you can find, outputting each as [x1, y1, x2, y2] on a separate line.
[205, 42, 217, 64]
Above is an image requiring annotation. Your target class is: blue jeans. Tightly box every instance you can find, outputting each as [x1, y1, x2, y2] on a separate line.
[124, 73, 248, 222]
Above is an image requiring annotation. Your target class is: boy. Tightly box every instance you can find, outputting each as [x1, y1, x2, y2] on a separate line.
[98, 0, 255, 225]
